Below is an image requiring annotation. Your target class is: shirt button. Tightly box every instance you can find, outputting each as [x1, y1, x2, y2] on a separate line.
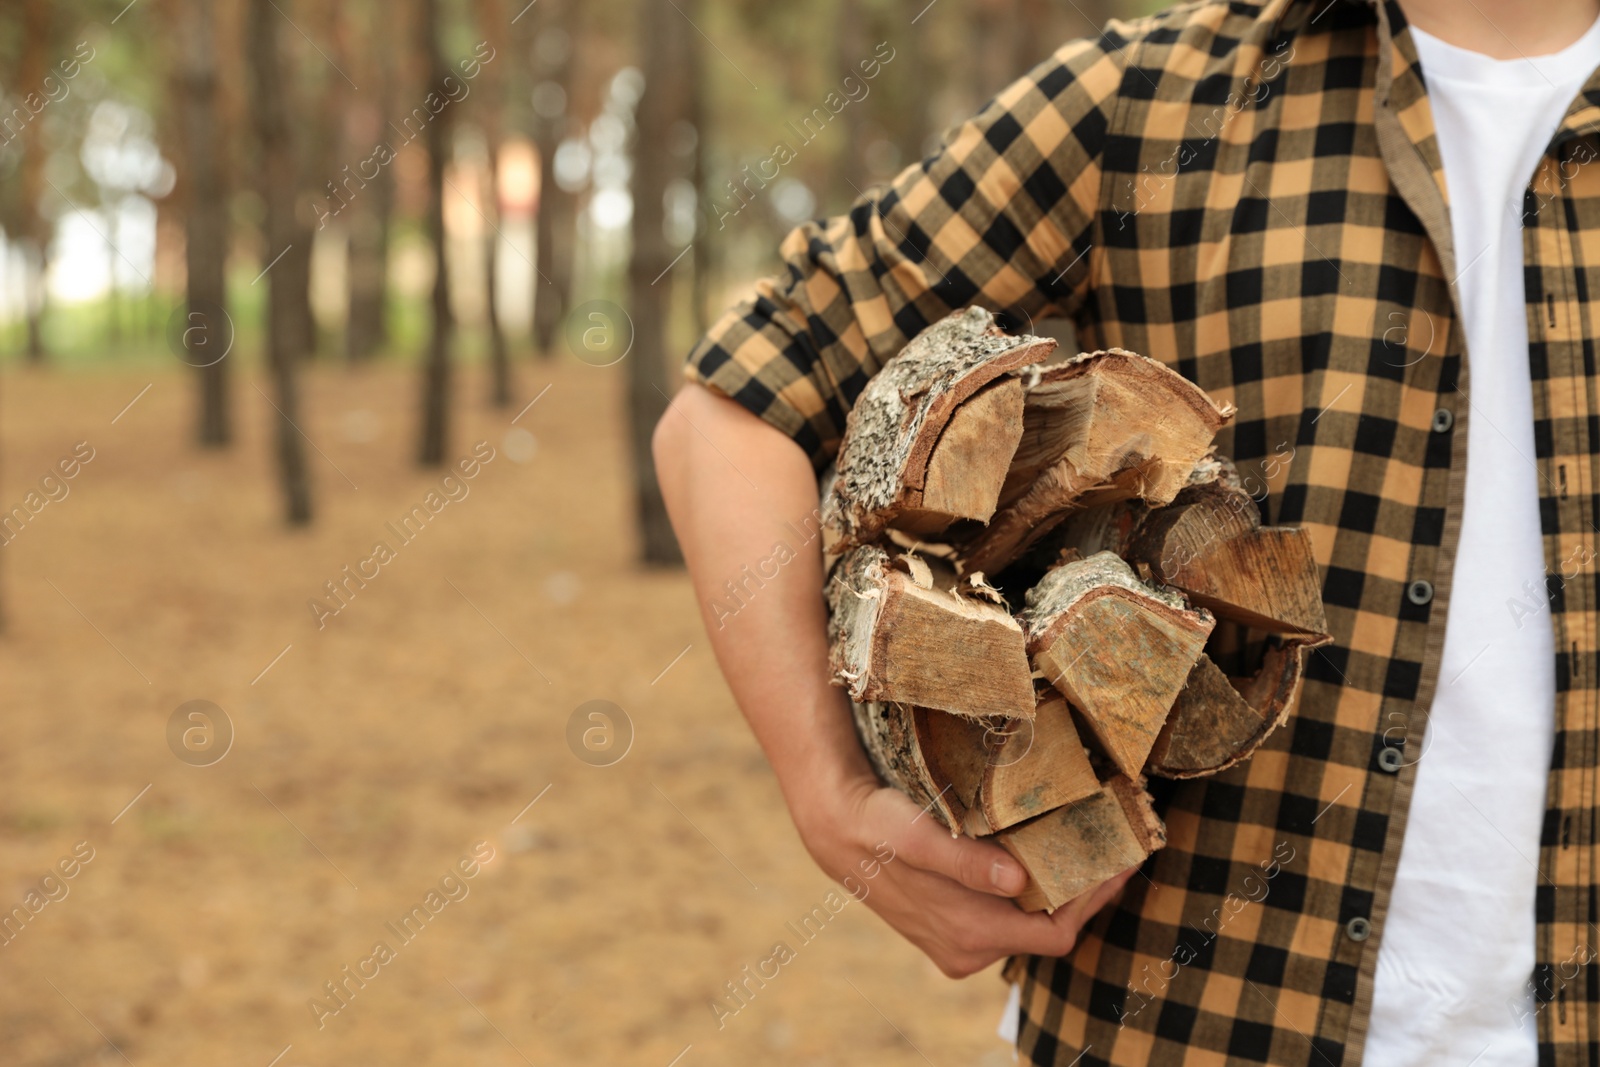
[1346, 917, 1372, 942]
[1378, 747, 1404, 773]
[1431, 408, 1454, 433]
[1406, 579, 1434, 606]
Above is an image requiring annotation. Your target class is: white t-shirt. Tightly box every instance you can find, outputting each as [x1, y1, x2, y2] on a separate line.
[1365, 19, 1600, 1067]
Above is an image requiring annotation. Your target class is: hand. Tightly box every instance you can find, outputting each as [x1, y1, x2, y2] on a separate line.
[796, 775, 1140, 978]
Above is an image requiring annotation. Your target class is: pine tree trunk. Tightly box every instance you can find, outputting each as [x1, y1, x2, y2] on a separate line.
[628, 0, 690, 566]
[687, 21, 711, 338]
[280, 228, 317, 361]
[484, 138, 511, 406]
[342, 0, 395, 363]
[344, 167, 393, 361]
[972, 0, 1020, 104]
[181, 0, 231, 446]
[530, 0, 576, 357]
[899, 0, 932, 162]
[246, 0, 313, 524]
[416, 0, 454, 465]
[477, 0, 512, 406]
[837, 0, 869, 198]
[1058, 0, 1114, 44]
[17, 0, 50, 364]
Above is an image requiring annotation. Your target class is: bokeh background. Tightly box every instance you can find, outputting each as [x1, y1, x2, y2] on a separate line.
[0, 1, 1150, 1063]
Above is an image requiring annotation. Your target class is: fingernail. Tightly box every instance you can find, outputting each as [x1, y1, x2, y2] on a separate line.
[992, 860, 1022, 894]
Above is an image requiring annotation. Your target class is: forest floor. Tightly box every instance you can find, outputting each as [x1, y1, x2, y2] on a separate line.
[0, 357, 1015, 1067]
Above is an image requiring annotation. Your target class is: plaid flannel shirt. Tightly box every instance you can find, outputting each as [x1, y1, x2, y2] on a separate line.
[685, 0, 1600, 1062]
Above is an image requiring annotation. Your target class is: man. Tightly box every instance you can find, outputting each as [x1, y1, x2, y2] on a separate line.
[653, 0, 1600, 1062]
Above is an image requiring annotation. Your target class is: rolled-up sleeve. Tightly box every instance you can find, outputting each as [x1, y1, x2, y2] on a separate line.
[684, 29, 1129, 469]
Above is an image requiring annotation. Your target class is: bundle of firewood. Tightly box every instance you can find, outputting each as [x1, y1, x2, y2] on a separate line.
[822, 307, 1331, 912]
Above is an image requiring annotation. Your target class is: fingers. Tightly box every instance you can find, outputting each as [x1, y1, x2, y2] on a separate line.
[892, 815, 1029, 897]
[983, 865, 1143, 960]
[1047, 865, 1142, 935]
[857, 787, 1146, 969]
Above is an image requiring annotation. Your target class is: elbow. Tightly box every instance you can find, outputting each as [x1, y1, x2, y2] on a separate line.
[652, 397, 688, 500]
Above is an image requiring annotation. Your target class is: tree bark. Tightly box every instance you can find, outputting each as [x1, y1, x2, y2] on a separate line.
[181, 0, 231, 446]
[416, 0, 454, 465]
[284, 0, 341, 362]
[343, 2, 396, 363]
[687, 20, 711, 337]
[836, 0, 869, 199]
[483, 138, 511, 405]
[246, 0, 313, 524]
[898, 0, 932, 161]
[280, 217, 318, 361]
[16, 0, 51, 364]
[628, 0, 690, 565]
[820, 305, 1055, 550]
[530, 0, 577, 357]
[477, 0, 512, 407]
[971, 0, 1018, 106]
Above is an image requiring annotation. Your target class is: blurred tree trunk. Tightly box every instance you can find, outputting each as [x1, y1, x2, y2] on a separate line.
[284, 0, 340, 361]
[530, 0, 577, 357]
[278, 238, 315, 363]
[180, 0, 231, 446]
[280, 224, 317, 360]
[483, 142, 511, 405]
[417, 0, 454, 464]
[478, 0, 512, 406]
[103, 192, 121, 345]
[16, 0, 51, 363]
[972, 0, 1023, 104]
[1057, 0, 1115, 51]
[837, 0, 869, 200]
[628, 0, 690, 566]
[688, 25, 710, 338]
[900, 1, 932, 161]
[344, 4, 396, 363]
[247, 0, 313, 524]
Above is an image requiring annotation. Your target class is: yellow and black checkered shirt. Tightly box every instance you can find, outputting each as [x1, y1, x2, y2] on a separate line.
[685, 0, 1600, 1062]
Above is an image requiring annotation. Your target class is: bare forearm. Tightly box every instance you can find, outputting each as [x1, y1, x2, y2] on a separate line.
[653, 383, 873, 838]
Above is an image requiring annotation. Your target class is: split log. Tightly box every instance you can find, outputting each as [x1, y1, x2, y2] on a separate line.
[897, 376, 1026, 535]
[963, 351, 1233, 575]
[1146, 654, 1266, 777]
[917, 707, 991, 828]
[827, 544, 1036, 720]
[850, 700, 964, 831]
[822, 306, 1055, 549]
[1021, 551, 1214, 778]
[997, 775, 1165, 912]
[1047, 498, 1148, 561]
[978, 694, 1100, 832]
[1147, 637, 1325, 777]
[1124, 479, 1329, 637]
